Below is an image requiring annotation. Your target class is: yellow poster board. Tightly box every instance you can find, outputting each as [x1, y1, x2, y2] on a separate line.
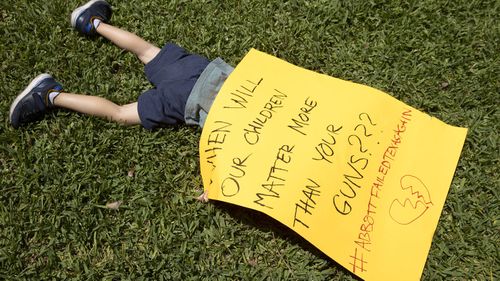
[199, 49, 467, 281]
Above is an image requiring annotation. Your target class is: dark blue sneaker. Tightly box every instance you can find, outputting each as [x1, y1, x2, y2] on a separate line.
[9, 74, 63, 129]
[71, 0, 112, 36]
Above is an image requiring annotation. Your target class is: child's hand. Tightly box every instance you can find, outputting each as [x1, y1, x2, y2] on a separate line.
[196, 191, 209, 203]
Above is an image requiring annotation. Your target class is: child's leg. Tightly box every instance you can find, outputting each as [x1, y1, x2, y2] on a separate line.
[96, 23, 160, 65]
[9, 74, 140, 128]
[10, 2, 157, 128]
[72, 1, 159, 64]
[53, 93, 140, 125]
[74, 23, 158, 124]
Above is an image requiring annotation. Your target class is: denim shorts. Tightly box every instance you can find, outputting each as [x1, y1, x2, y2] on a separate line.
[184, 57, 234, 127]
[138, 42, 210, 130]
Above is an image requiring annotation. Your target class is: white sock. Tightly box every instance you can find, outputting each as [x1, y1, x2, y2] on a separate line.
[48, 91, 60, 105]
[93, 18, 102, 29]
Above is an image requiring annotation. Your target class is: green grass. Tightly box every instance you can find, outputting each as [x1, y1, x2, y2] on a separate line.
[0, 0, 498, 280]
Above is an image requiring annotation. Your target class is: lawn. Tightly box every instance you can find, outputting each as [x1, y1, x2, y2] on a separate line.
[0, 0, 498, 280]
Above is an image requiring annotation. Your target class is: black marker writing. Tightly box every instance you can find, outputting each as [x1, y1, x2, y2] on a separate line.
[254, 144, 294, 209]
[243, 89, 287, 145]
[293, 178, 321, 229]
[288, 97, 318, 136]
[224, 78, 263, 109]
[204, 120, 232, 170]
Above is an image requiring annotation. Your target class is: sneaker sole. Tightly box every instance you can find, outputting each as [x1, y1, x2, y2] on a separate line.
[70, 0, 108, 27]
[9, 73, 52, 122]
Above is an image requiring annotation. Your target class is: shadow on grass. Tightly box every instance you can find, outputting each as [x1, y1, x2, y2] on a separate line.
[211, 200, 362, 281]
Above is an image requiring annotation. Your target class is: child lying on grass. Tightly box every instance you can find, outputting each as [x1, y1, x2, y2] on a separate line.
[9, 0, 221, 201]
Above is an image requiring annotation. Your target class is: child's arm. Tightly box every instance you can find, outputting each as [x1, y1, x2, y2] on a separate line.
[196, 191, 209, 203]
